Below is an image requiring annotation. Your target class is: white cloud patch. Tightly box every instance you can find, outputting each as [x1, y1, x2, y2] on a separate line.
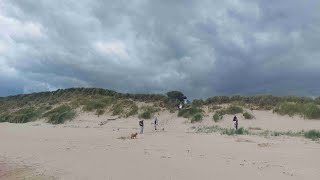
[94, 40, 129, 60]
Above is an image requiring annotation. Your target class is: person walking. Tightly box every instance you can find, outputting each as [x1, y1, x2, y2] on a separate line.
[233, 116, 238, 130]
[139, 120, 144, 134]
[154, 115, 159, 130]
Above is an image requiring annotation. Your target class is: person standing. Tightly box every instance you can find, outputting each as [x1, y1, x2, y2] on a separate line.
[154, 115, 158, 130]
[233, 116, 238, 130]
[139, 120, 144, 134]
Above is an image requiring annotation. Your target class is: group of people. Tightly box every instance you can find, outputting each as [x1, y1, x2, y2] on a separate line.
[138, 114, 239, 134]
[138, 114, 159, 134]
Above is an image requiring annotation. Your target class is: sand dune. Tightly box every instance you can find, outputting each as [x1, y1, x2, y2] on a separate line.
[1, 110, 320, 180]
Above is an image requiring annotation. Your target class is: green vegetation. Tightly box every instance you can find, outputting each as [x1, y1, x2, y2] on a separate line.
[273, 102, 320, 119]
[196, 125, 320, 141]
[304, 130, 320, 140]
[43, 105, 76, 124]
[243, 111, 254, 119]
[178, 106, 203, 119]
[196, 125, 248, 135]
[192, 99, 204, 107]
[191, 113, 203, 123]
[82, 97, 115, 112]
[166, 91, 186, 103]
[223, 105, 243, 114]
[213, 111, 223, 122]
[208, 105, 222, 112]
[0, 107, 42, 123]
[2, 88, 320, 124]
[138, 106, 160, 119]
[204, 95, 314, 110]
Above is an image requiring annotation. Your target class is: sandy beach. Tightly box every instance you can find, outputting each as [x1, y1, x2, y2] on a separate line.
[1, 110, 320, 180]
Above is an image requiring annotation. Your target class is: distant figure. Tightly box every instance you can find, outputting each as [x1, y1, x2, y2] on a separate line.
[233, 116, 238, 130]
[179, 104, 183, 110]
[139, 120, 144, 134]
[154, 115, 159, 130]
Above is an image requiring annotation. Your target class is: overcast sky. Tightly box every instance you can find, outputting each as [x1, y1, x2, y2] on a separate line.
[1, 0, 320, 99]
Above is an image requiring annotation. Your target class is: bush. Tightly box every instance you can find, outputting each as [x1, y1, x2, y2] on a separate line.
[304, 130, 320, 140]
[178, 106, 203, 119]
[191, 113, 203, 123]
[224, 105, 243, 114]
[243, 111, 254, 119]
[139, 111, 151, 119]
[138, 106, 160, 119]
[222, 127, 249, 135]
[273, 102, 320, 119]
[208, 105, 222, 112]
[96, 109, 105, 116]
[213, 112, 223, 122]
[43, 105, 76, 124]
[0, 107, 41, 123]
[192, 99, 204, 107]
[302, 103, 320, 119]
[83, 97, 115, 112]
[273, 102, 300, 117]
[125, 104, 139, 117]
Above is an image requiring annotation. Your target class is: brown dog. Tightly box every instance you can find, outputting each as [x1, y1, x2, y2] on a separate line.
[130, 132, 138, 139]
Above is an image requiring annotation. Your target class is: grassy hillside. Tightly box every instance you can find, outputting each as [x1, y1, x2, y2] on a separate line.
[0, 88, 173, 124]
[1, 88, 320, 124]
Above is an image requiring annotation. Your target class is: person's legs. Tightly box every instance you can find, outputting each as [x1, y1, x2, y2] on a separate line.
[140, 126, 143, 134]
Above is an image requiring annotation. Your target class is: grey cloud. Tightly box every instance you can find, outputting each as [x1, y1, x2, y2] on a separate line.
[1, 0, 320, 98]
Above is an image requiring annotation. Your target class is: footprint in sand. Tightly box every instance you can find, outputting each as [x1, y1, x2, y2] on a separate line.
[257, 143, 272, 147]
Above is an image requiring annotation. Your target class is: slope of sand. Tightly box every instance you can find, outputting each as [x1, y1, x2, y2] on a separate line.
[1, 111, 320, 180]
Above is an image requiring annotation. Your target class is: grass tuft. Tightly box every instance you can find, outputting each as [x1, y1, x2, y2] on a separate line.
[43, 105, 76, 124]
[243, 111, 254, 119]
[191, 113, 203, 123]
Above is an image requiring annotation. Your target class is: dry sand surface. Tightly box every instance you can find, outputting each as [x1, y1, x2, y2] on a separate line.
[1, 111, 320, 180]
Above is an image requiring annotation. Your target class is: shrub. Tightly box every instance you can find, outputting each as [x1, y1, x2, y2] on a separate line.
[243, 111, 254, 119]
[213, 112, 223, 122]
[273, 102, 300, 117]
[302, 103, 320, 119]
[178, 106, 203, 119]
[139, 111, 151, 119]
[111, 104, 124, 116]
[138, 106, 160, 119]
[304, 130, 320, 140]
[192, 99, 204, 107]
[43, 105, 76, 124]
[96, 109, 105, 116]
[191, 113, 203, 123]
[208, 105, 222, 112]
[196, 125, 248, 135]
[273, 102, 320, 119]
[0, 107, 41, 123]
[83, 97, 114, 112]
[222, 127, 249, 135]
[166, 91, 186, 103]
[224, 105, 243, 114]
[125, 104, 139, 117]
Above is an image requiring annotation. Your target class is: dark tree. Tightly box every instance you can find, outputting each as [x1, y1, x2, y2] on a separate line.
[166, 91, 186, 103]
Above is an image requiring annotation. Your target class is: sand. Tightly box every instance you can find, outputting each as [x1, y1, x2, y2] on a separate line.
[1, 110, 320, 180]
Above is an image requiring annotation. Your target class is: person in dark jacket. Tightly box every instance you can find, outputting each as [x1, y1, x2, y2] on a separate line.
[139, 120, 144, 134]
[233, 116, 238, 130]
[154, 115, 158, 130]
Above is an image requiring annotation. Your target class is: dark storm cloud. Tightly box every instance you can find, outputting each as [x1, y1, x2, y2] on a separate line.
[1, 0, 320, 98]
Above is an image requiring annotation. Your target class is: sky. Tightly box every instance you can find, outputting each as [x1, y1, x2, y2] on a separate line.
[1, 0, 320, 99]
